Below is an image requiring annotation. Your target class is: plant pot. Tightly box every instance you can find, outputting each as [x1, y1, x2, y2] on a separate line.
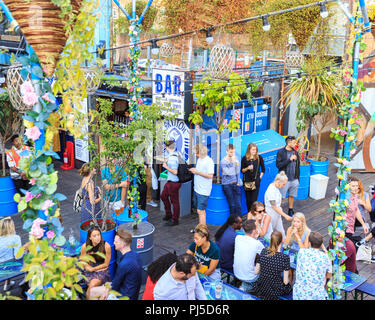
[206, 183, 230, 226]
[79, 219, 117, 279]
[295, 161, 311, 200]
[4, 0, 83, 77]
[112, 207, 148, 227]
[0, 176, 18, 217]
[117, 221, 155, 284]
[307, 155, 329, 177]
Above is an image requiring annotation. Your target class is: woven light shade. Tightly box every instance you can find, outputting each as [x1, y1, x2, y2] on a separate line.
[4, 0, 83, 78]
[159, 43, 176, 58]
[207, 43, 235, 80]
[6, 65, 32, 112]
[83, 67, 101, 95]
[285, 50, 305, 69]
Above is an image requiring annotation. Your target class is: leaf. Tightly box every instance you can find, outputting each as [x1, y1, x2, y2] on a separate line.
[31, 65, 44, 79]
[15, 246, 24, 259]
[54, 235, 66, 247]
[45, 183, 57, 195]
[54, 193, 67, 202]
[18, 199, 27, 212]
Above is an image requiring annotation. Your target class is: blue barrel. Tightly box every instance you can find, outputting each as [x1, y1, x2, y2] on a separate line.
[117, 221, 155, 284]
[308, 156, 329, 177]
[79, 219, 117, 280]
[206, 184, 230, 226]
[112, 208, 148, 227]
[0, 176, 18, 217]
[295, 162, 311, 200]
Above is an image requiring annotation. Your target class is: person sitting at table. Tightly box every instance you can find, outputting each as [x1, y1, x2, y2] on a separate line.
[0, 216, 22, 291]
[293, 231, 332, 300]
[214, 214, 243, 273]
[253, 230, 292, 300]
[284, 212, 311, 251]
[233, 219, 264, 293]
[247, 201, 273, 240]
[142, 252, 178, 300]
[153, 253, 207, 300]
[186, 224, 221, 281]
[80, 225, 111, 300]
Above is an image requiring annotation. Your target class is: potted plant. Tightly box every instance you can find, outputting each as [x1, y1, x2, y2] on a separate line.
[189, 72, 248, 225]
[283, 56, 342, 177]
[0, 88, 22, 216]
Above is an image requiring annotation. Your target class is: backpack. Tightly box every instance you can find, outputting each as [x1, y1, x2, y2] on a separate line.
[73, 188, 83, 213]
[173, 154, 192, 183]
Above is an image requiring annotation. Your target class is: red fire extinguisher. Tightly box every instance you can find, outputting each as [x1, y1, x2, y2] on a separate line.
[63, 151, 68, 166]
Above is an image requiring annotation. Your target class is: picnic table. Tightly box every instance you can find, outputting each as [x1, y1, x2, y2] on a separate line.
[198, 272, 261, 300]
[342, 270, 367, 300]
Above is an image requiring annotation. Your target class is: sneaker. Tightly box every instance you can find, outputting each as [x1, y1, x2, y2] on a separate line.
[356, 239, 367, 247]
[165, 220, 179, 226]
[288, 208, 294, 217]
[162, 215, 172, 221]
[147, 200, 158, 207]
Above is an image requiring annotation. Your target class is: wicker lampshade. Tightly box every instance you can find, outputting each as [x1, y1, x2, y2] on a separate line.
[83, 67, 101, 95]
[6, 64, 32, 112]
[285, 50, 305, 69]
[159, 43, 176, 58]
[207, 43, 235, 80]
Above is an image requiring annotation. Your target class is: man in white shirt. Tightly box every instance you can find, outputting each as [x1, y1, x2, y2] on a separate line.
[189, 144, 214, 225]
[154, 253, 207, 300]
[233, 219, 264, 293]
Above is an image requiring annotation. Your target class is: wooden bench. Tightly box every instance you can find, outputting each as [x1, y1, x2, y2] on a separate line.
[220, 268, 241, 287]
[355, 282, 375, 300]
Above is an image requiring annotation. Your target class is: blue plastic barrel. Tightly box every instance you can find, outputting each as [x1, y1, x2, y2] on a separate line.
[308, 156, 329, 177]
[117, 221, 155, 284]
[206, 184, 230, 226]
[112, 208, 148, 227]
[0, 176, 18, 217]
[79, 219, 117, 279]
[295, 162, 311, 200]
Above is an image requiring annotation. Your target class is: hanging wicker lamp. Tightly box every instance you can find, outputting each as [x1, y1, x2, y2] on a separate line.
[285, 49, 305, 70]
[159, 42, 176, 58]
[207, 43, 235, 80]
[82, 67, 101, 95]
[3, 0, 83, 78]
[6, 64, 32, 112]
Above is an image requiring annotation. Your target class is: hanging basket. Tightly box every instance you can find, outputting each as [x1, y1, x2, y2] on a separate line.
[207, 43, 235, 80]
[285, 50, 305, 70]
[3, 0, 83, 78]
[6, 64, 32, 113]
[159, 42, 176, 58]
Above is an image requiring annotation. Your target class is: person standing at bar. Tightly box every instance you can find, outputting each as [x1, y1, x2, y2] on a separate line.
[276, 135, 300, 217]
[241, 143, 265, 213]
[221, 144, 242, 216]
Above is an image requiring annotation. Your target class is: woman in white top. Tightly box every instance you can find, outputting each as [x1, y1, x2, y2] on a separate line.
[264, 171, 292, 238]
[0, 216, 22, 290]
[247, 201, 273, 240]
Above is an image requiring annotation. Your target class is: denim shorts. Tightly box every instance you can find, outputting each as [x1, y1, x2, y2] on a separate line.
[193, 191, 209, 211]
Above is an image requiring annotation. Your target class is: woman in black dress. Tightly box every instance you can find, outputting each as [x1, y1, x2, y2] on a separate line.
[241, 143, 265, 213]
[253, 231, 292, 300]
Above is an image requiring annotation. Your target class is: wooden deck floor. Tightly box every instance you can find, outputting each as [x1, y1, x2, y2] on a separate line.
[5, 149, 375, 300]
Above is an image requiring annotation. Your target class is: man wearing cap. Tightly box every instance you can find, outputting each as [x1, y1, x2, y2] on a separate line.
[276, 135, 300, 217]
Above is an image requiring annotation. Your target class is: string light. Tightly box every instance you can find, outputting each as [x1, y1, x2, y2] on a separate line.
[262, 15, 271, 31]
[151, 40, 159, 55]
[320, 2, 329, 19]
[206, 27, 214, 44]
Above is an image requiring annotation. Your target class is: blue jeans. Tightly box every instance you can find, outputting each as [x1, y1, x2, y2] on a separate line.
[222, 184, 241, 216]
[240, 275, 259, 293]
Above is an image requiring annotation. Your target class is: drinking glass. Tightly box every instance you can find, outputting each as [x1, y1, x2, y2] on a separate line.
[215, 280, 223, 299]
[203, 282, 211, 297]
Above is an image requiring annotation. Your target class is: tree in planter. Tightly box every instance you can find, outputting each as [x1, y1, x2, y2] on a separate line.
[283, 57, 343, 161]
[0, 89, 22, 176]
[188, 73, 248, 182]
[84, 97, 169, 231]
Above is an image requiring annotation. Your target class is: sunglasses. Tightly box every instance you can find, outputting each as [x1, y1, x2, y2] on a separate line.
[256, 209, 265, 213]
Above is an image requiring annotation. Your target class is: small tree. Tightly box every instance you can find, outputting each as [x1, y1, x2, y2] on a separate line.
[283, 57, 342, 160]
[188, 73, 249, 182]
[0, 89, 22, 176]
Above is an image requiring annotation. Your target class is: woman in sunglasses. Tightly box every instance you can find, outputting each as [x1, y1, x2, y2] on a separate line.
[248, 201, 273, 241]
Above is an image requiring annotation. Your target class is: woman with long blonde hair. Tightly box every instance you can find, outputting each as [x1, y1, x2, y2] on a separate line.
[241, 143, 265, 212]
[0, 216, 22, 290]
[253, 231, 292, 300]
[284, 212, 311, 251]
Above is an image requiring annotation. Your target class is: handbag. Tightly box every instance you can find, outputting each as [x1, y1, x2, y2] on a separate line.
[73, 188, 83, 213]
[356, 244, 372, 263]
[244, 159, 259, 191]
[194, 244, 209, 273]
